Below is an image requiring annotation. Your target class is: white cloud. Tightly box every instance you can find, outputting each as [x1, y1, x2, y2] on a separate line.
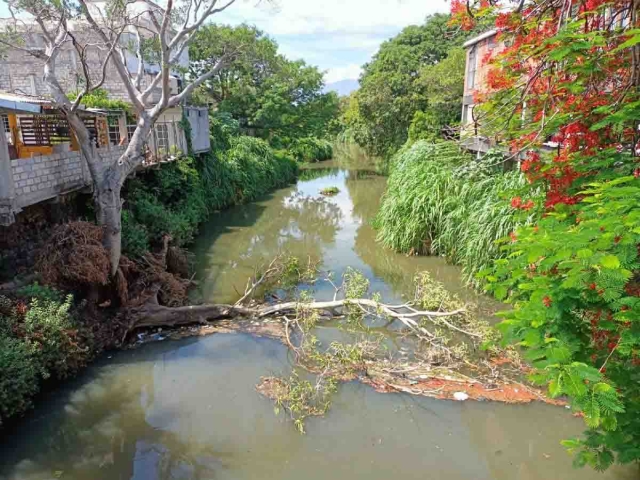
[218, 0, 449, 35]
[213, 1, 449, 82]
[325, 64, 362, 83]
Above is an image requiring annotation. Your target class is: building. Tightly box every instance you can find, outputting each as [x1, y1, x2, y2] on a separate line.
[0, 1, 211, 225]
[460, 29, 500, 155]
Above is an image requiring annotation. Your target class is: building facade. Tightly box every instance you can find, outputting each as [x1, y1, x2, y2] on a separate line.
[460, 30, 500, 154]
[0, 1, 211, 224]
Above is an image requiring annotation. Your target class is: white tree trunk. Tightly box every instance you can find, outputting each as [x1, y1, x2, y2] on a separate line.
[33, 0, 235, 277]
[95, 180, 123, 276]
[64, 110, 152, 276]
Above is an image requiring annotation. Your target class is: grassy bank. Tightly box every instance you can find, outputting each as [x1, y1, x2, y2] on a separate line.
[375, 141, 540, 283]
[122, 117, 298, 258]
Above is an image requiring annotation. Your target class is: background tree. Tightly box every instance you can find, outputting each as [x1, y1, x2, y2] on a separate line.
[190, 24, 339, 144]
[408, 47, 466, 142]
[353, 14, 478, 156]
[0, 0, 241, 275]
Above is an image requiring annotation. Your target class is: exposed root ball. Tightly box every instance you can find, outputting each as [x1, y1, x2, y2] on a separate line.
[167, 247, 192, 278]
[37, 222, 110, 288]
[36, 221, 190, 307]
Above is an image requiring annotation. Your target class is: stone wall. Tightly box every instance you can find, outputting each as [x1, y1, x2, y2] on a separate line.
[0, 43, 169, 102]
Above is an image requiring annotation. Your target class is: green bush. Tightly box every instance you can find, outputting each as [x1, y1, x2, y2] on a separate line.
[0, 293, 89, 425]
[121, 127, 298, 257]
[121, 210, 150, 258]
[376, 141, 540, 282]
[288, 137, 333, 162]
[0, 335, 39, 426]
[22, 295, 86, 380]
[16, 282, 63, 303]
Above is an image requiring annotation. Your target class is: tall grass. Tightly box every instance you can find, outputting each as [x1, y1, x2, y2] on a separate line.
[376, 141, 540, 283]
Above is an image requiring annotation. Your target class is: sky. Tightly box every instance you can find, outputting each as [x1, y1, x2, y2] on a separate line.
[216, 0, 450, 84]
[0, 0, 451, 84]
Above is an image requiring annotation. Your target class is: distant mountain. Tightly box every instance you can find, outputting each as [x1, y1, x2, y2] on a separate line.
[324, 79, 359, 96]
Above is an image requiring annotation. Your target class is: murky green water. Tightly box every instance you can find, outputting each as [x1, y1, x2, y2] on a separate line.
[0, 146, 635, 479]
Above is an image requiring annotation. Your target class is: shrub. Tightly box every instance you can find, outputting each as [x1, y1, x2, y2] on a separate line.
[21, 295, 87, 379]
[376, 141, 540, 282]
[121, 210, 150, 259]
[16, 282, 63, 303]
[289, 137, 333, 162]
[0, 335, 39, 425]
[0, 293, 89, 425]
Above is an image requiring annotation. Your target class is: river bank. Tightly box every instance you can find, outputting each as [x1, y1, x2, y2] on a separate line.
[0, 149, 635, 480]
[0, 128, 302, 428]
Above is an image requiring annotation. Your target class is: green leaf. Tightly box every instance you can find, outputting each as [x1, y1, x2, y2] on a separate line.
[494, 285, 508, 300]
[600, 255, 620, 269]
[576, 248, 593, 259]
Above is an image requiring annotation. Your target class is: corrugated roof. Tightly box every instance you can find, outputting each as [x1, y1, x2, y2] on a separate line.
[0, 91, 111, 115]
[463, 30, 498, 48]
[0, 91, 53, 104]
[0, 91, 49, 113]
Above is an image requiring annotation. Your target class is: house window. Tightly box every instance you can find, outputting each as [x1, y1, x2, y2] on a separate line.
[155, 123, 169, 152]
[107, 116, 121, 145]
[108, 124, 121, 146]
[467, 46, 477, 90]
[127, 124, 137, 141]
[2, 114, 10, 146]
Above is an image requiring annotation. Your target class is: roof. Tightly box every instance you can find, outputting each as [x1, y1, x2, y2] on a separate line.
[463, 30, 498, 48]
[0, 91, 110, 115]
[0, 91, 50, 113]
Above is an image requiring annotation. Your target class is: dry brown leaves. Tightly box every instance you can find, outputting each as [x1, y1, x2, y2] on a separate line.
[36, 221, 191, 307]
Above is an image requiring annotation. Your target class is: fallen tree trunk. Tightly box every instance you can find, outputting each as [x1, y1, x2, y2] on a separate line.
[124, 293, 469, 340]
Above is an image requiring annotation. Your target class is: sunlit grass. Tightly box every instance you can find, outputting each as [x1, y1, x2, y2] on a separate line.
[376, 141, 541, 284]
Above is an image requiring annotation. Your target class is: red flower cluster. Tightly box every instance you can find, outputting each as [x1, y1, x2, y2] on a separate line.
[510, 196, 535, 210]
[521, 151, 541, 173]
[486, 69, 514, 91]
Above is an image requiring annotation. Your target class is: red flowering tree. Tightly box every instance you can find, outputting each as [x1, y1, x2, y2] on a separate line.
[455, 0, 640, 471]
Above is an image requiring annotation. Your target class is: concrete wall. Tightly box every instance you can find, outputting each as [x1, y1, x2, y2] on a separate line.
[460, 33, 505, 154]
[0, 46, 165, 102]
[0, 20, 184, 102]
[0, 145, 126, 225]
[185, 107, 210, 154]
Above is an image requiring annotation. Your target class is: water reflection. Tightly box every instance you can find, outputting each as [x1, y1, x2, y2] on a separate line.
[192, 158, 499, 307]
[1, 334, 635, 480]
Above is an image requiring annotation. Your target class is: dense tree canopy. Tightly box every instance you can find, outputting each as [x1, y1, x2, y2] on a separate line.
[342, 14, 486, 156]
[190, 24, 339, 144]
